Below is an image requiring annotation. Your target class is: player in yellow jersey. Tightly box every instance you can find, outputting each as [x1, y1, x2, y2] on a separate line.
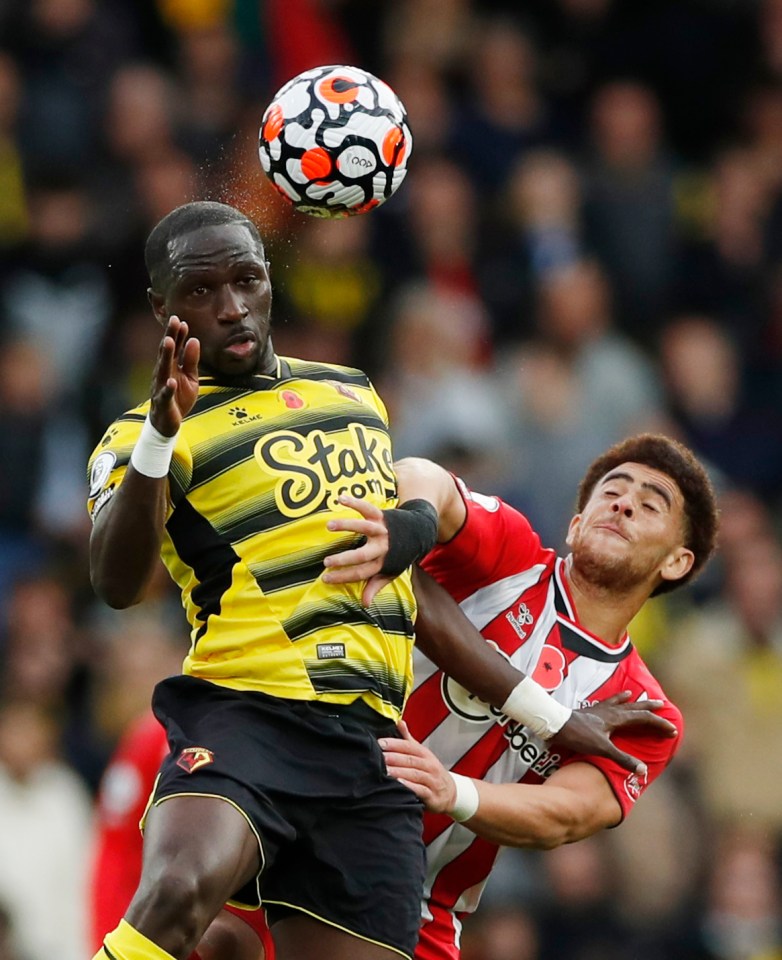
[87, 202, 675, 960]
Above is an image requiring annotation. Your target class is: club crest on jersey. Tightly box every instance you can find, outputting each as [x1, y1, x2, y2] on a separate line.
[325, 380, 361, 403]
[624, 770, 646, 802]
[176, 747, 215, 774]
[505, 603, 533, 640]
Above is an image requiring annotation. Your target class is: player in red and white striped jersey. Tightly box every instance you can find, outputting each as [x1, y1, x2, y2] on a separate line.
[328, 433, 719, 960]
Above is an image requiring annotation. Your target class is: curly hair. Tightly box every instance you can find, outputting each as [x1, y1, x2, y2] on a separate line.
[145, 201, 263, 294]
[576, 433, 719, 596]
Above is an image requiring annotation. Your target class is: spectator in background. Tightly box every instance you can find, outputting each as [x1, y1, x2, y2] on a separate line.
[91, 62, 186, 306]
[0, 53, 28, 252]
[0, 176, 109, 542]
[479, 147, 585, 341]
[675, 148, 772, 351]
[450, 16, 554, 196]
[402, 154, 482, 299]
[6, 0, 141, 176]
[385, 58, 455, 161]
[661, 506, 782, 832]
[0, 339, 51, 603]
[536, 837, 624, 960]
[583, 81, 677, 341]
[461, 906, 539, 960]
[496, 259, 663, 546]
[0, 573, 110, 789]
[174, 20, 243, 174]
[0, 700, 92, 960]
[382, 0, 472, 77]
[659, 314, 782, 501]
[697, 827, 782, 960]
[276, 214, 382, 368]
[379, 281, 504, 486]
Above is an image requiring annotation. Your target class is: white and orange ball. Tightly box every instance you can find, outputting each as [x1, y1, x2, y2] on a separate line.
[258, 64, 413, 218]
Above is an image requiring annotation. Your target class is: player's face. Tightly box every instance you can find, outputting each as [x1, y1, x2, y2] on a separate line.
[566, 461, 695, 593]
[154, 223, 274, 377]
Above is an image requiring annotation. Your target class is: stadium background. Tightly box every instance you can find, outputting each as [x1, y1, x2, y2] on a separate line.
[1, 0, 782, 957]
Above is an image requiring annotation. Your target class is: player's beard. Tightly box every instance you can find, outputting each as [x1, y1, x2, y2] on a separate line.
[570, 536, 652, 594]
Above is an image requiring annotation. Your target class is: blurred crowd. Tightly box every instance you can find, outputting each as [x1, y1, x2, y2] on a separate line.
[2, 1, 782, 958]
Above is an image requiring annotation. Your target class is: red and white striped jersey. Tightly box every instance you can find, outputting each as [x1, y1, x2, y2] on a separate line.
[406, 480, 683, 960]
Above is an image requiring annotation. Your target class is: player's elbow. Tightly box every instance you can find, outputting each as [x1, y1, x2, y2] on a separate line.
[90, 570, 143, 609]
[532, 807, 617, 850]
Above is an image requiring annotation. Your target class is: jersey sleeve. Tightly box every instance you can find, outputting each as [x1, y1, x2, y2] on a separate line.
[86, 411, 193, 523]
[422, 478, 551, 602]
[563, 663, 684, 822]
[367, 380, 391, 429]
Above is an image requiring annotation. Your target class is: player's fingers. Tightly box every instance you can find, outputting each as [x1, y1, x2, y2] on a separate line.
[336, 494, 384, 521]
[323, 538, 385, 567]
[611, 710, 678, 737]
[326, 517, 386, 540]
[182, 335, 200, 374]
[361, 575, 392, 606]
[604, 743, 648, 777]
[602, 690, 633, 706]
[322, 562, 383, 585]
[397, 719, 414, 741]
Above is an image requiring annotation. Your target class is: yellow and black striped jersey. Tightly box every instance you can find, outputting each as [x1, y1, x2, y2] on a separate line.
[87, 356, 416, 722]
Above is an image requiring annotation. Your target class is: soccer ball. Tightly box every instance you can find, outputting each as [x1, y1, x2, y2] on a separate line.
[258, 64, 413, 218]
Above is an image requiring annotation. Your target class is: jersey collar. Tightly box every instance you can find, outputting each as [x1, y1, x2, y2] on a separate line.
[198, 355, 292, 389]
[553, 558, 632, 663]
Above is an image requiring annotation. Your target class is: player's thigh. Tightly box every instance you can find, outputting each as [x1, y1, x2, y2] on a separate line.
[138, 795, 261, 901]
[273, 914, 406, 960]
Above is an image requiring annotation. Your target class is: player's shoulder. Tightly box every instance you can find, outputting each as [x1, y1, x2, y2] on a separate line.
[623, 647, 683, 725]
[89, 400, 150, 463]
[281, 355, 372, 388]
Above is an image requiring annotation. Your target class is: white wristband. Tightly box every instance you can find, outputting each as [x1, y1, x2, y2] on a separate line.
[130, 416, 178, 478]
[448, 773, 480, 822]
[501, 676, 572, 740]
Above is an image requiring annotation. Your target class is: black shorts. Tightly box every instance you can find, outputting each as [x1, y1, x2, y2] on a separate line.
[151, 675, 425, 959]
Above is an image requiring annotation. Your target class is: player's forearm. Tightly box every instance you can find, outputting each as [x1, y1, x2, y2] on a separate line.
[413, 566, 522, 705]
[465, 780, 615, 849]
[394, 458, 465, 542]
[89, 470, 169, 608]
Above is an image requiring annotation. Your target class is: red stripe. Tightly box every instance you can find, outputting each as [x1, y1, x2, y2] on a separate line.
[422, 725, 508, 846]
[428, 835, 502, 914]
[405, 671, 450, 740]
[416, 904, 460, 960]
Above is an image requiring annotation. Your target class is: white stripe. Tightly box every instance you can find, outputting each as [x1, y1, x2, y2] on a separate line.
[458, 564, 548, 631]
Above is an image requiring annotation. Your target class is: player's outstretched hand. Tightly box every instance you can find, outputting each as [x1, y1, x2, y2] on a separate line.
[552, 692, 678, 778]
[150, 316, 200, 436]
[323, 495, 393, 605]
[379, 721, 456, 814]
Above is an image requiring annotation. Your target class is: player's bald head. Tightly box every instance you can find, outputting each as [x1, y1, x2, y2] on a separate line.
[145, 201, 264, 294]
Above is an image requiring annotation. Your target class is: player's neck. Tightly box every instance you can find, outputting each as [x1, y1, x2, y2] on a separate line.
[562, 556, 647, 647]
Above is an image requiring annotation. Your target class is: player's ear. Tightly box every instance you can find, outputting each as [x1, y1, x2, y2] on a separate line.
[659, 545, 695, 585]
[565, 513, 581, 548]
[148, 288, 167, 326]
